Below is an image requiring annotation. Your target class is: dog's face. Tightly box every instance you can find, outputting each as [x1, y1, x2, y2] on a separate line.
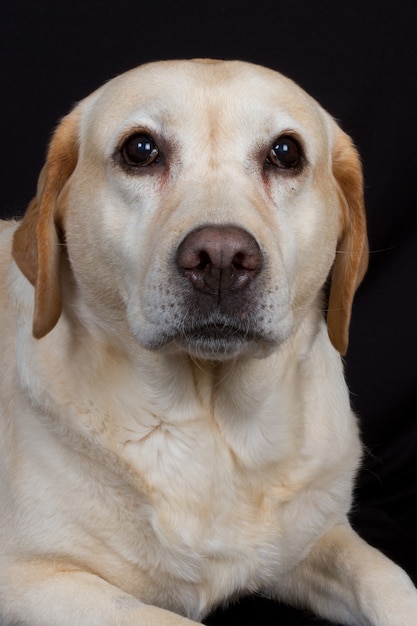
[12, 60, 367, 359]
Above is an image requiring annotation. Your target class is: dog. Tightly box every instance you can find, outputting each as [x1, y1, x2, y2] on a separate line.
[1, 59, 416, 626]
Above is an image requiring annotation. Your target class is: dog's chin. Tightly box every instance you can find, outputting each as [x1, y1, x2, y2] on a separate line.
[145, 326, 279, 362]
[177, 334, 255, 361]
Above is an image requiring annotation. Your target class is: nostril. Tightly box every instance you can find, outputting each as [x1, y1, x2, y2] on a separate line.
[196, 250, 211, 270]
[233, 252, 246, 270]
[232, 249, 261, 272]
[177, 247, 212, 272]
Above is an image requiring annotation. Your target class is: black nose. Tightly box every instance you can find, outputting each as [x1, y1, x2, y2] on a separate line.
[176, 225, 263, 299]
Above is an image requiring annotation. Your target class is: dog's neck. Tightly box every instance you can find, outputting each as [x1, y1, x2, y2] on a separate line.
[12, 275, 348, 472]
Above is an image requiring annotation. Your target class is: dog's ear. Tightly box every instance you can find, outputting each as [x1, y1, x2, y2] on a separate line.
[327, 126, 369, 355]
[12, 109, 80, 339]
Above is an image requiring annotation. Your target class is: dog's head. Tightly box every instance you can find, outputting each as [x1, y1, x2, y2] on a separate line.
[13, 60, 367, 358]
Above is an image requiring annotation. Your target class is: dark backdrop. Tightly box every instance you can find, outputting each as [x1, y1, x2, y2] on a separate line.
[2, 1, 417, 624]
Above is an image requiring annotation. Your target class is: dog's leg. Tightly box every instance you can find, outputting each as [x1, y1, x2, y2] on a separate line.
[278, 522, 417, 625]
[0, 563, 201, 625]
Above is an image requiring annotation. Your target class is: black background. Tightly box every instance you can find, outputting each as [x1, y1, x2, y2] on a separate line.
[2, 1, 417, 624]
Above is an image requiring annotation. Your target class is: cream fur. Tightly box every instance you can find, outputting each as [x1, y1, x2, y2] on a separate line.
[0, 60, 416, 625]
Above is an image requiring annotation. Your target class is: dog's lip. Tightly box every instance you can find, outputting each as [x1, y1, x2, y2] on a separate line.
[143, 319, 281, 358]
[170, 322, 258, 359]
[181, 322, 254, 341]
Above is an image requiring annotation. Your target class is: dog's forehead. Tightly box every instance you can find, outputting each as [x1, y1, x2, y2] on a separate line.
[80, 60, 330, 151]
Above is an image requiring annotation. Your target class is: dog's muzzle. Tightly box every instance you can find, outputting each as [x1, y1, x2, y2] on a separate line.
[171, 225, 265, 358]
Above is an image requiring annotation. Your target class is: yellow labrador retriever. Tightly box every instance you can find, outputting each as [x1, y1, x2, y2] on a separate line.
[1, 59, 416, 625]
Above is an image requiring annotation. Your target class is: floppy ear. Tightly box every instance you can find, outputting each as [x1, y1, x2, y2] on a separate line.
[12, 109, 80, 339]
[327, 126, 369, 355]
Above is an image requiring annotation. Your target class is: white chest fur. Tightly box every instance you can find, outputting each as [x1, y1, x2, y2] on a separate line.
[8, 319, 360, 620]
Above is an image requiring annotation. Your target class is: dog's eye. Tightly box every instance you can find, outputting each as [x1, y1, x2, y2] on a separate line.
[268, 136, 302, 169]
[121, 133, 159, 167]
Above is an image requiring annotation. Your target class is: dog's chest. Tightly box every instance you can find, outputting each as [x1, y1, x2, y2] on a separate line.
[99, 415, 335, 616]
[19, 351, 352, 618]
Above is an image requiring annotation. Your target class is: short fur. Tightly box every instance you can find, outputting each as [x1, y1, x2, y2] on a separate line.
[1, 60, 416, 625]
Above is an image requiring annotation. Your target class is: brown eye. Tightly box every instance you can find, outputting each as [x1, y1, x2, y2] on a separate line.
[268, 136, 301, 169]
[121, 133, 159, 166]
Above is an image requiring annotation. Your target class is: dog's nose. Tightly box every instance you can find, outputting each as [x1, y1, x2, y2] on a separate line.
[177, 225, 263, 298]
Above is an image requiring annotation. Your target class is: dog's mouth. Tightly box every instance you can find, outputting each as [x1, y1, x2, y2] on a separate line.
[168, 318, 270, 360]
[186, 323, 254, 341]
[138, 306, 289, 361]
[178, 327, 252, 359]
